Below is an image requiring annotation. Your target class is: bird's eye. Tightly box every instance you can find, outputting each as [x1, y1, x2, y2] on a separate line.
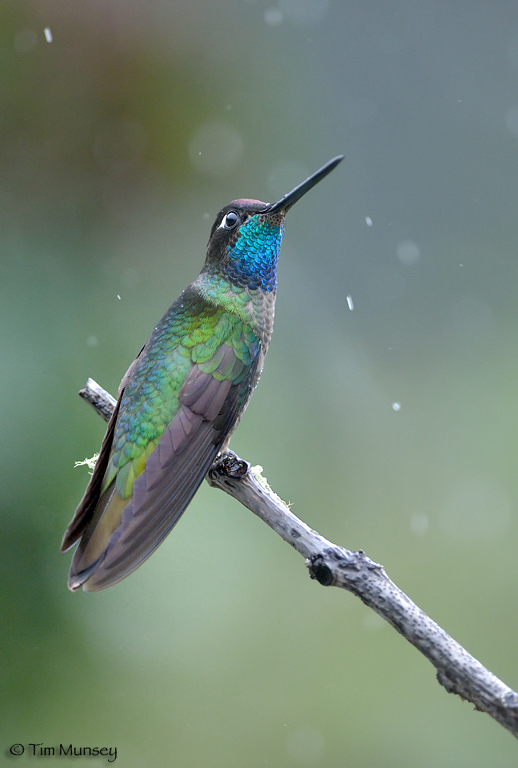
[222, 211, 239, 229]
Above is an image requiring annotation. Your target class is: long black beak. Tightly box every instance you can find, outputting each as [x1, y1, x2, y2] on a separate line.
[266, 155, 344, 214]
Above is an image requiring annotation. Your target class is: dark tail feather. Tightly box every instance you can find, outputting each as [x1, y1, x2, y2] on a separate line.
[61, 397, 121, 553]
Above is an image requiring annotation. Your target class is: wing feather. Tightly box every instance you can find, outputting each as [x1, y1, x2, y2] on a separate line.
[68, 332, 260, 591]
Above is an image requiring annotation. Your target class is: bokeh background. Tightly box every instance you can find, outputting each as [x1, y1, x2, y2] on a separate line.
[2, 0, 518, 765]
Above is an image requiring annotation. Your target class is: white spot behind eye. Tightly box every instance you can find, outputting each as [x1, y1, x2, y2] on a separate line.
[218, 212, 239, 230]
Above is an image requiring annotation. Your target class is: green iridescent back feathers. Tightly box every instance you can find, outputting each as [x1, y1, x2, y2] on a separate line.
[106, 296, 259, 501]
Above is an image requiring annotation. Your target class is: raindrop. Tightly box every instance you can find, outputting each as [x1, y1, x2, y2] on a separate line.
[44, 27, 53, 43]
[346, 295, 354, 310]
[392, 402, 401, 411]
[410, 512, 429, 535]
[365, 216, 373, 227]
[264, 8, 283, 26]
[396, 239, 420, 265]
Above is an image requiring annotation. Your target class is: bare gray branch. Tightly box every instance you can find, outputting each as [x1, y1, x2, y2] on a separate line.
[79, 378, 117, 422]
[78, 378, 518, 739]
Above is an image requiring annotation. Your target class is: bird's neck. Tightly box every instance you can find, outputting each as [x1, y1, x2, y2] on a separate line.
[192, 269, 276, 349]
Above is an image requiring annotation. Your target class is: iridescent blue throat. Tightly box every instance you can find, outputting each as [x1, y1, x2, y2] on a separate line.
[224, 216, 283, 292]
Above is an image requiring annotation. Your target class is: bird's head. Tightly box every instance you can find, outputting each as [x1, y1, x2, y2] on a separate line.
[204, 156, 343, 292]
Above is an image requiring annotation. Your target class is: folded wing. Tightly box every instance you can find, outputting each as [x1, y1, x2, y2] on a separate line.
[63, 301, 260, 591]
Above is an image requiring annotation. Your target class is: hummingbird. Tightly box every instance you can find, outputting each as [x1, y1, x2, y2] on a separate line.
[62, 155, 343, 591]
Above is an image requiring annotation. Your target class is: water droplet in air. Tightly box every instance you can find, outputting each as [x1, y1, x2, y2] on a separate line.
[265, 8, 283, 25]
[411, 512, 429, 535]
[396, 240, 420, 265]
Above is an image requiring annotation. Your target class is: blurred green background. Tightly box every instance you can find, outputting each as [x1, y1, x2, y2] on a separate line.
[2, 0, 518, 765]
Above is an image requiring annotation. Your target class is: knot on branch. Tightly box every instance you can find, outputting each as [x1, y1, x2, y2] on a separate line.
[307, 554, 334, 586]
[307, 548, 385, 589]
[436, 669, 469, 701]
